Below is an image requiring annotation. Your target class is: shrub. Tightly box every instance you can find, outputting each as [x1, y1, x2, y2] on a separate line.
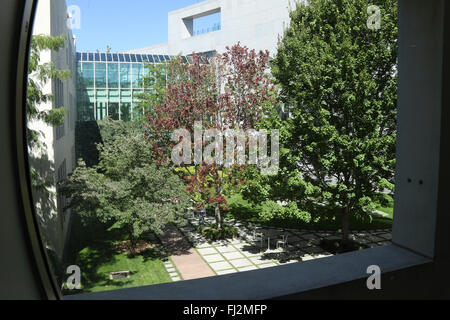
[284, 202, 312, 223]
[376, 193, 394, 208]
[259, 201, 285, 221]
[198, 224, 238, 241]
[259, 201, 312, 224]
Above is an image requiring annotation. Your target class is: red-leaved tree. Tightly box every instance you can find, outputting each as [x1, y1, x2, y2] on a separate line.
[145, 43, 274, 231]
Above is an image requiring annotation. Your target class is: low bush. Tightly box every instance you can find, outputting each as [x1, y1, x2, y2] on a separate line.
[198, 224, 239, 241]
[259, 201, 312, 224]
[376, 193, 394, 208]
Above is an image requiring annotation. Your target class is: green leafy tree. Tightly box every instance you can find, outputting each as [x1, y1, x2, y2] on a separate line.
[62, 127, 191, 253]
[27, 34, 70, 191]
[133, 63, 168, 123]
[271, 0, 398, 242]
[144, 45, 274, 232]
[27, 34, 70, 149]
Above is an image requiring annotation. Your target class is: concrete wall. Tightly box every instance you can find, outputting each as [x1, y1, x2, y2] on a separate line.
[30, 0, 77, 263]
[128, 0, 295, 57]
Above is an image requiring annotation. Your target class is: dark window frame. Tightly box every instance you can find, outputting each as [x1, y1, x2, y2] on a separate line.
[13, 0, 450, 300]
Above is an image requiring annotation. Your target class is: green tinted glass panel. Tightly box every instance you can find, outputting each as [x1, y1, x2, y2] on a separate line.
[109, 103, 119, 120]
[109, 90, 119, 103]
[77, 62, 83, 87]
[120, 90, 132, 122]
[108, 63, 119, 88]
[77, 69, 92, 121]
[120, 89, 132, 102]
[95, 63, 106, 88]
[77, 94, 94, 121]
[87, 90, 95, 102]
[132, 64, 143, 88]
[96, 90, 107, 120]
[81, 62, 94, 88]
[120, 64, 131, 88]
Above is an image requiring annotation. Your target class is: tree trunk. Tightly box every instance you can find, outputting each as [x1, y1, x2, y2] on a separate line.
[215, 203, 223, 230]
[128, 226, 137, 256]
[342, 205, 350, 244]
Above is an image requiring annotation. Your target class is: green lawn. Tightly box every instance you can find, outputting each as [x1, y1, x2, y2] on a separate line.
[225, 194, 393, 231]
[62, 215, 171, 295]
[375, 206, 394, 219]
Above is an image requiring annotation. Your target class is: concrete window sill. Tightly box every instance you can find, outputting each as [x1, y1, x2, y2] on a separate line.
[65, 244, 431, 300]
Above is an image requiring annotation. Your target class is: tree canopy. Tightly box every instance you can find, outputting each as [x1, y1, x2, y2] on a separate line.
[143, 44, 275, 231]
[63, 127, 191, 250]
[269, 0, 398, 240]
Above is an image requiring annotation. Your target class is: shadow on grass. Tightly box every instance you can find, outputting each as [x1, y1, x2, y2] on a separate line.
[63, 215, 170, 295]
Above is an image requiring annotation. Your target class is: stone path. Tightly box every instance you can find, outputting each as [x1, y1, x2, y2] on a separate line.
[158, 224, 215, 281]
[157, 215, 393, 281]
[177, 220, 331, 275]
[162, 259, 182, 282]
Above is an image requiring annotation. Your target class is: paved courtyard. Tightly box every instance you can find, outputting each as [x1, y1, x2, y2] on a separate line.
[159, 216, 392, 281]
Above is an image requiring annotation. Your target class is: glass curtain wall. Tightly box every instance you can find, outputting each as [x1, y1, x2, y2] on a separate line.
[76, 53, 176, 122]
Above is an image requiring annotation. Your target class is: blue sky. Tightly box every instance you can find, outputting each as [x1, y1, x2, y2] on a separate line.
[66, 0, 219, 52]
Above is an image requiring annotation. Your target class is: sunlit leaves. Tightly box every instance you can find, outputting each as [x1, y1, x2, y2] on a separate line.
[143, 44, 274, 230]
[27, 34, 70, 150]
[62, 129, 190, 249]
[271, 0, 398, 236]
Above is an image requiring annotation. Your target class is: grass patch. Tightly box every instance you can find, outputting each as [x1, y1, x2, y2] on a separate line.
[62, 214, 171, 295]
[375, 206, 394, 219]
[225, 194, 393, 231]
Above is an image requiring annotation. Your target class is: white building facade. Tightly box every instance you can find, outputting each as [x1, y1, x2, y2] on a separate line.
[128, 0, 294, 57]
[30, 0, 77, 264]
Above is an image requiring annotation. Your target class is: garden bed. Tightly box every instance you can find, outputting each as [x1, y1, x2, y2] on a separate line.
[319, 238, 369, 255]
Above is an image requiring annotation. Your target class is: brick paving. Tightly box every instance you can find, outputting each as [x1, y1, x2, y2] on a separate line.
[158, 224, 215, 281]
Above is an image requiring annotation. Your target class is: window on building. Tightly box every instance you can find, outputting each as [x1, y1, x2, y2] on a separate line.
[186, 9, 221, 37]
[57, 159, 67, 224]
[132, 63, 143, 89]
[54, 79, 65, 140]
[108, 63, 119, 88]
[120, 63, 131, 88]
[95, 63, 107, 88]
[80, 62, 94, 88]
[96, 90, 108, 120]
[69, 93, 76, 130]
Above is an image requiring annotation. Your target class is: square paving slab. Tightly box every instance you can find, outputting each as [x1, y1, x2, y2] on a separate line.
[210, 261, 233, 271]
[238, 266, 258, 272]
[203, 254, 225, 263]
[222, 251, 245, 260]
[250, 256, 274, 265]
[230, 259, 253, 268]
[197, 247, 218, 255]
[215, 245, 237, 253]
[216, 269, 238, 275]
